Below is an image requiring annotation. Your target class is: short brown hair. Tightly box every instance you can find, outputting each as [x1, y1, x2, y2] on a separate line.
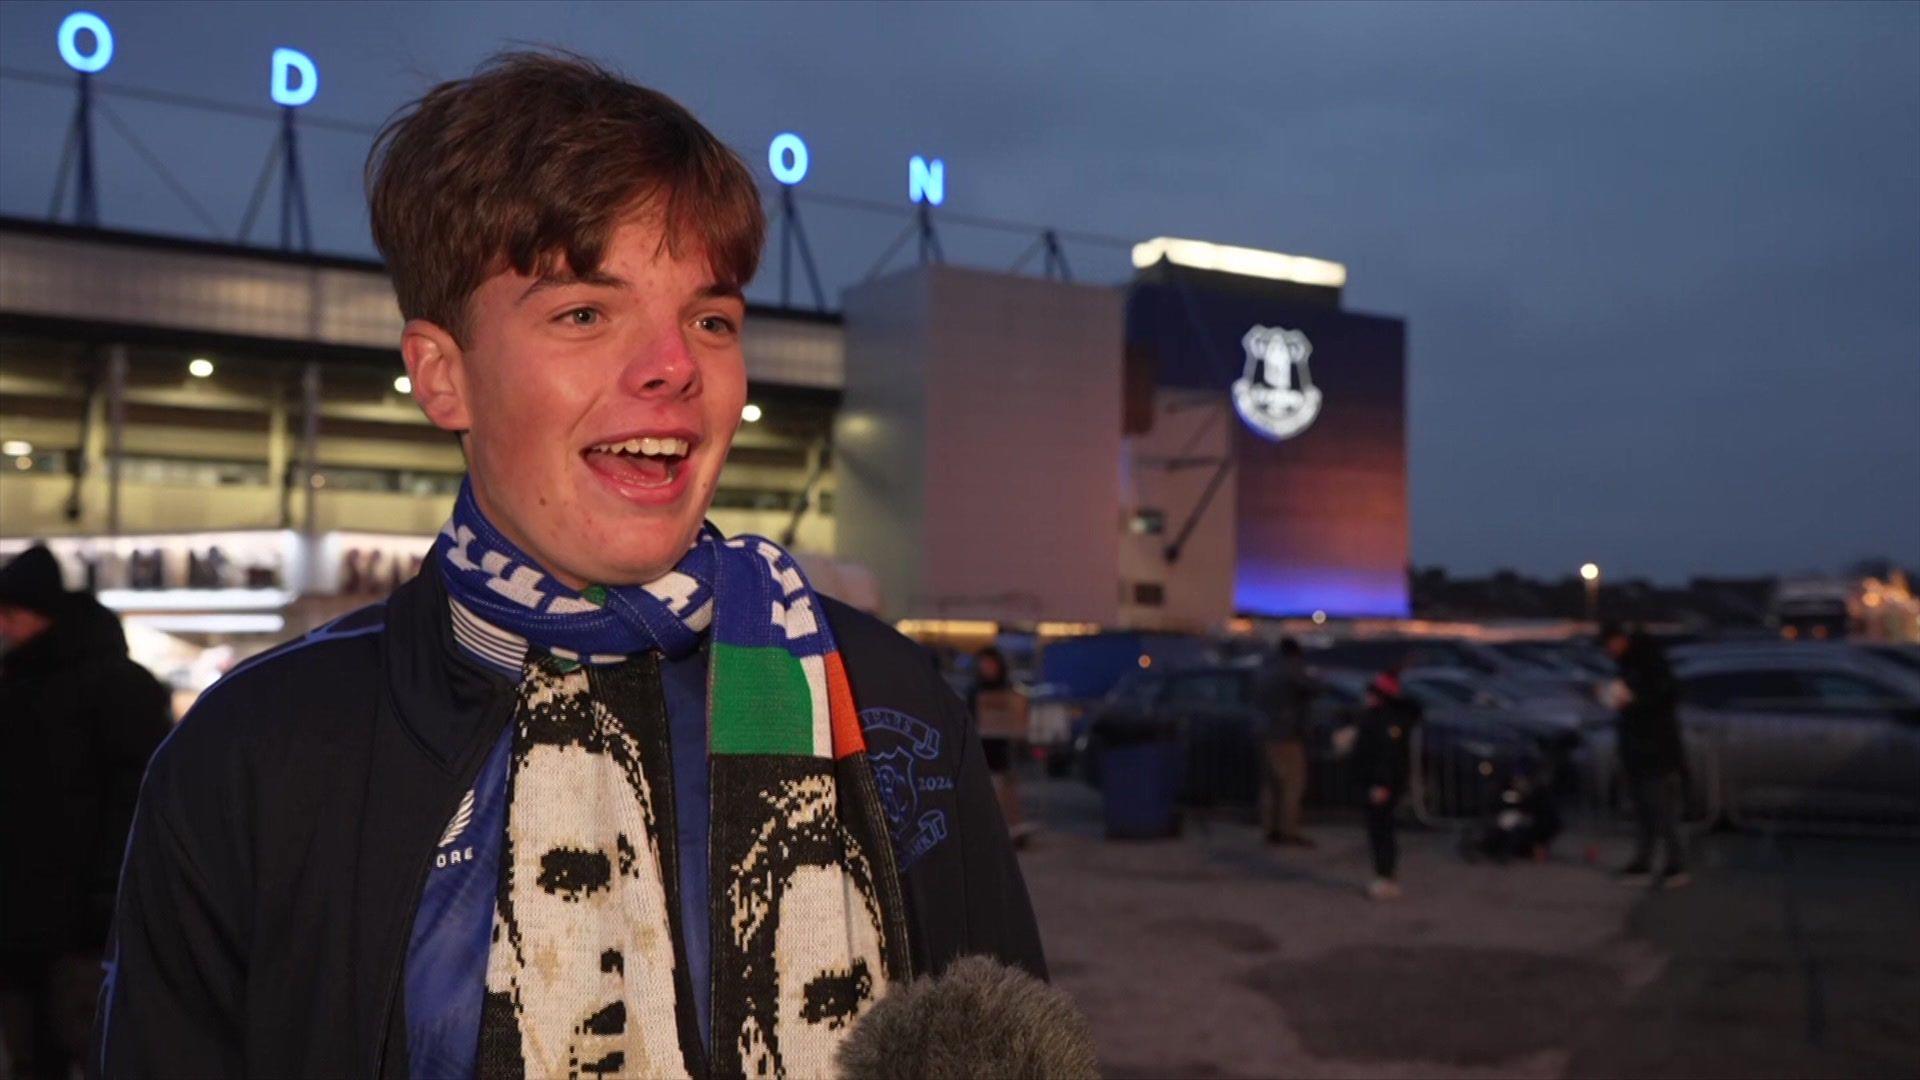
[367, 52, 765, 340]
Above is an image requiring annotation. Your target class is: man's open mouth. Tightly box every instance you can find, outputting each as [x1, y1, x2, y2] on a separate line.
[583, 436, 692, 489]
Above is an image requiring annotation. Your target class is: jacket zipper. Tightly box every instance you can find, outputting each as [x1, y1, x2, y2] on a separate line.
[369, 698, 515, 1078]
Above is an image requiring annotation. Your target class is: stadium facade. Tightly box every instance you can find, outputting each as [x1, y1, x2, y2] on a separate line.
[0, 215, 1409, 668]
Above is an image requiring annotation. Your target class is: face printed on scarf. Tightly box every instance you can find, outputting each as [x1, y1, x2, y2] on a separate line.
[733, 774, 886, 1075]
[403, 211, 747, 589]
[772, 864, 882, 1063]
[490, 686, 685, 1076]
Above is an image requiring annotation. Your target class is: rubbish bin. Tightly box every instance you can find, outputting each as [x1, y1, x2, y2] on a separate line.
[1098, 717, 1182, 839]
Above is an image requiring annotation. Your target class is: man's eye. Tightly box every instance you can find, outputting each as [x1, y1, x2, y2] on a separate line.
[800, 960, 872, 1029]
[559, 308, 600, 327]
[696, 315, 738, 336]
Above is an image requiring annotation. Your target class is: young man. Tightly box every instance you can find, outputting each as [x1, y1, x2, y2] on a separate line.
[96, 53, 1043, 1078]
[1601, 625, 1689, 890]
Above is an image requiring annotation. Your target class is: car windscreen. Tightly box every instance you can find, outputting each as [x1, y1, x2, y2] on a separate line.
[1682, 667, 1914, 710]
[1404, 677, 1476, 706]
[1161, 671, 1249, 707]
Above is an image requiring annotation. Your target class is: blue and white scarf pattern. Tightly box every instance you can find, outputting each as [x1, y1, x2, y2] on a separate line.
[434, 480, 910, 1078]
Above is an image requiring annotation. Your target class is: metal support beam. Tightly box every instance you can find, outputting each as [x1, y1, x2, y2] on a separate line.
[104, 344, 126, 535]
[915, 203, 945, 266]
[1163, 457, 1232, 566]
[237, 108, 313, 251]
[49, 72, 100, 226]
[778, 186, 828, 311]
[278, 108, 312, 253]
[778, 436, 832, 548]
[269, 377, 292, 528]
[1041, 229, 1072, 281]
[64, 356, 104, 523]
[299, 362, 321, 535]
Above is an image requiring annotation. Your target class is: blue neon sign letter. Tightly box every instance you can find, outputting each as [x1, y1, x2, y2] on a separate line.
[909, 155, 944, 206]
[768, 133, 809, 186]
[57, 11, 113, 74]
[271, 48, 318, 107]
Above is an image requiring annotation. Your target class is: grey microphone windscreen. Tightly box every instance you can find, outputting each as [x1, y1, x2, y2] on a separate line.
[836, 955, 1099, 1079]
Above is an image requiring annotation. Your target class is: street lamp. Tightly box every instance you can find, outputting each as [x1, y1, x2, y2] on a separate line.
[1580, 562, 1601, 623]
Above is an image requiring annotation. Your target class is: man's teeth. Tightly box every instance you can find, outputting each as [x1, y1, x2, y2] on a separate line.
[589, 437, 690, 457]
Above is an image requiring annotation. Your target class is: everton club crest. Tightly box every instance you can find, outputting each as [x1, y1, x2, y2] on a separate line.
[1232, 325, 1322, 441]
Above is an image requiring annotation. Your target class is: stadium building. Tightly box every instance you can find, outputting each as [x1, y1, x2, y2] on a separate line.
[0, 215, 1408, 689]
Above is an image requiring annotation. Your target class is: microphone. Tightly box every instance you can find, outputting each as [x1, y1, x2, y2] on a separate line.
[836, 955, 1099, 1079]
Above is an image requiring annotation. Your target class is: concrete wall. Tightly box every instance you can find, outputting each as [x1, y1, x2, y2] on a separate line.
[838, 266, 1122, 623]
[834, 271, 929, 617]
[1117, 391, 1236, 631]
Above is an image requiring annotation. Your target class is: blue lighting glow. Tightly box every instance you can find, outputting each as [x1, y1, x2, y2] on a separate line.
[1235, 569, 1411, 620]
[57, 11, 113, 74]
[909, 155, 944, 206]
[271, 47, 318, 108]
[768, 132, 809, 185]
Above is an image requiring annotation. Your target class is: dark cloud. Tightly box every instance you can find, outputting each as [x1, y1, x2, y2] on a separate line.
[2, 0, 1914, 579]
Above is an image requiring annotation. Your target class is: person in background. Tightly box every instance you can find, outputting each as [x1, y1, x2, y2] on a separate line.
[1252, 637, 1319, 846]
[1353, 667, 1422, 901]
[1602, 624, 1690, 889]
[0, 545, 171, 1078]
[968, 646, 1032, 846]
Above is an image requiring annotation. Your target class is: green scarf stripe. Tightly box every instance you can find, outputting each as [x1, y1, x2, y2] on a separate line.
[709, 642, 816, 756]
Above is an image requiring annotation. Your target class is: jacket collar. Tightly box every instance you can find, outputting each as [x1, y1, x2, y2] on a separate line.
[380, 551, 515, 772]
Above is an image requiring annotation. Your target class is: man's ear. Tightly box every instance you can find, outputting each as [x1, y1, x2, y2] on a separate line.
[400, 319, 472, 433]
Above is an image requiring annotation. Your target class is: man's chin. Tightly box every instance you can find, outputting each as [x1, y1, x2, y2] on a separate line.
[569, 536, 701, 587]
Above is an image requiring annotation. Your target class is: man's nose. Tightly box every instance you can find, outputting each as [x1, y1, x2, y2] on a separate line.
[618, 327, 699, 399]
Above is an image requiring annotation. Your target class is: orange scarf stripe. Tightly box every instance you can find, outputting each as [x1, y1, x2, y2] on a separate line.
[825, 652, 865, 759]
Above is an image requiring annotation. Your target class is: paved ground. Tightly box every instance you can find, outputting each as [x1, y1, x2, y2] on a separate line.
[1015, 778, 1920, 1079]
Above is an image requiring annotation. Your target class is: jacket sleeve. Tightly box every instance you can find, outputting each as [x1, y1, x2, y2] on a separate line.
[945, 691, 1048, 980]
[93, 722, 250, 1078]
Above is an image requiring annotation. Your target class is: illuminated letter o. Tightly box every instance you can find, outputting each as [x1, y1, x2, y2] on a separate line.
[769, 132, 808, 186]
[58, 11, 114, 74]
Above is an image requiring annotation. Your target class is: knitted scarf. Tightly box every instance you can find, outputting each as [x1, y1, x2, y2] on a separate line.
[435, 482, 911, 1078]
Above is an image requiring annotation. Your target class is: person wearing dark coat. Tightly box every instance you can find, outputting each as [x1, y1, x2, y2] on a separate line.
[1352, 670, 1422, 900]
[1603, 626, 1689, 888]
[1251, 638, 1319, 845]
[0, 545, 171, 1078]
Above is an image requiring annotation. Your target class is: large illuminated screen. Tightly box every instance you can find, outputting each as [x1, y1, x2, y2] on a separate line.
[1127, 260, 1410, 618]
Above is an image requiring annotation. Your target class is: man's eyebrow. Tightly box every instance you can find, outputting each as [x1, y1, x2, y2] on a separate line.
[698, 282, 745, 303]
[516, 270, 630, 305]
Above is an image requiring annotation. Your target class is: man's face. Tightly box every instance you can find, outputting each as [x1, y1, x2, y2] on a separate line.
[0, 604, 52, 649]
[406, 211, 748, 588]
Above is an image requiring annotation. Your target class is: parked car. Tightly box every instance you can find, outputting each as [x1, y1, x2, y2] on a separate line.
[1861, 642, 1920, 678]
[1490, 639, 1613, 680]
[1028, 631, 1210, 776]
[1080, 664, 1543, 817]
[1580, 647, 1920, 825]
[1308, 636, 1597, 702]
[1397, 666, 1600, 739]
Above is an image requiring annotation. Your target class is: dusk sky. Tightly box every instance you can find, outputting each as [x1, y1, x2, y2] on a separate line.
[1, 1, 1914, 582]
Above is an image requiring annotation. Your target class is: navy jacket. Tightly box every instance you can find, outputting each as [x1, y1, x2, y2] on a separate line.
[93, 559, 1044, 1078]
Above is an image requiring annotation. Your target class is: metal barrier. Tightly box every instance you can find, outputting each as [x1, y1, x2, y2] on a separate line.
[1416, 713, 1920, 841]
[1412, 727, 1722, 836]
[1122, 711, 1920, 842]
